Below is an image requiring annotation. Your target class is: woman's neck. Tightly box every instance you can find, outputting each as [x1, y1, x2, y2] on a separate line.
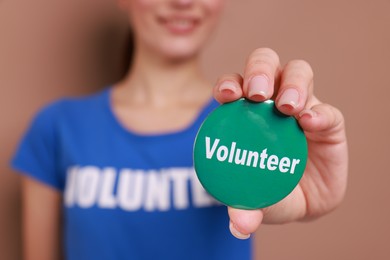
[111, 45, 214, 134]
[116, 44, 212, 107]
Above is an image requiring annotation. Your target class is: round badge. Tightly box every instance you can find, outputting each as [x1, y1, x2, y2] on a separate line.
[193, 99, 308, 209]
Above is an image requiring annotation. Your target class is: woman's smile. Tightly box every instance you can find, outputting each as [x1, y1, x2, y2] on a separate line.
[158, 15, 201, 35]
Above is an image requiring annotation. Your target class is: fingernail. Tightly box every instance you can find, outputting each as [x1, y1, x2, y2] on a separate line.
[248, 75, 269, 99]
[219, 81, 237, 94]
[299, 109, 316, 118]
[229, 222, 251, 240]
[279, 88, 299, 109]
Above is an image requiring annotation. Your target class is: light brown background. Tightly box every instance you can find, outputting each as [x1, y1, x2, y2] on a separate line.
[1, 0, 389, 259]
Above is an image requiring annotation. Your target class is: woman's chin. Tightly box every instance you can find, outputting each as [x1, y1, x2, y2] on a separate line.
[159, 46, 200, 62]
[154, 49, 198, 62]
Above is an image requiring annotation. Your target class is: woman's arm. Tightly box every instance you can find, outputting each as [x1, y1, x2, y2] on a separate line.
[22, 176, 63, 260]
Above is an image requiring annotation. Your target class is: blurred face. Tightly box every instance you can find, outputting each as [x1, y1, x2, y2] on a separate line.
[120, 0, 225, 60]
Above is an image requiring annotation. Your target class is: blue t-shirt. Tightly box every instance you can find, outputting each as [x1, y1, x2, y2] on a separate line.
[12, 87, 252, 260]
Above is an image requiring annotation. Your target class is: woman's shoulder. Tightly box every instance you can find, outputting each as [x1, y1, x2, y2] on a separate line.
[38, 89, 108, 115]
[35, 88, 109, 121]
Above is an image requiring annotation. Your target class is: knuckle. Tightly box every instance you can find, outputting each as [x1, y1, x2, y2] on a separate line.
[252, 47, 278, 58]
[287, 59, 314, 78]
[331, 105, 345, 127]
[246, 60, 271, 74]
[261, 47, 280, 61]
[247, 47, 280, 67]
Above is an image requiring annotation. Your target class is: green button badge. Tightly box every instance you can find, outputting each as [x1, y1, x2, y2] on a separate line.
[193, 99, 308, 209]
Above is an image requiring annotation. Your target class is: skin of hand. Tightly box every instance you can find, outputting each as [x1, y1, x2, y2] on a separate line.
[212, 48, 348, 239]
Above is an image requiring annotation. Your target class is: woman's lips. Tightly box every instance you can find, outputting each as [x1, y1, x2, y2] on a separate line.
[158, 16, 200, 35]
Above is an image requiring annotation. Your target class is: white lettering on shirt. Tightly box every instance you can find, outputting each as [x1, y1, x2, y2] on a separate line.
[63, 166, 220, 212]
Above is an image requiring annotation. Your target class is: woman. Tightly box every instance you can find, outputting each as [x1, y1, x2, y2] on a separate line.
[12, 0, 348, 259]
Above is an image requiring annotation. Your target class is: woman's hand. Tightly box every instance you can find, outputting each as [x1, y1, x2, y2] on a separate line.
[213, 48, 348, 239]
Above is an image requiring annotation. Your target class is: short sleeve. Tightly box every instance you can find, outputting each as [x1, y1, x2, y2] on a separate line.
[11, 102, 63, 190]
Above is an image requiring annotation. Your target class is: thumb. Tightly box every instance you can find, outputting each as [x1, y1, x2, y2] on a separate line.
[227, 207, 264, 239]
